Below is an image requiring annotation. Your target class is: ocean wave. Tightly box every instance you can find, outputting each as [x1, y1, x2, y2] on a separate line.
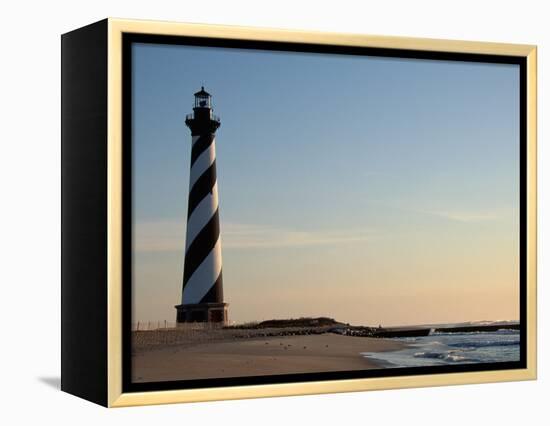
[435, 320, 519, 328]
[413, 351, 473, 363]
[433, 329, 519, 336]
[362, 330, 521, 368]
[446, 340, 519, 349]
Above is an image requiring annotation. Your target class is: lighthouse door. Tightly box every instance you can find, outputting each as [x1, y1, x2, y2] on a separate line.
[209, 309, 224, 323]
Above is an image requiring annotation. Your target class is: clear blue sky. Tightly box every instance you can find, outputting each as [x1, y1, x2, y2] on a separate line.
[132, 42, 520, 326]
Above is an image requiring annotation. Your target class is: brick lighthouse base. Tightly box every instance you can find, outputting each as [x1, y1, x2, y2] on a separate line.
[175, 302, 229, 325]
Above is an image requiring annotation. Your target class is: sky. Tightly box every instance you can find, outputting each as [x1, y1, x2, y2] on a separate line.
[131, 42, 520, 326]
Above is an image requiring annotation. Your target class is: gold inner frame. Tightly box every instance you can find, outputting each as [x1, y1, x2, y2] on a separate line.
[106, 18, 537, 407]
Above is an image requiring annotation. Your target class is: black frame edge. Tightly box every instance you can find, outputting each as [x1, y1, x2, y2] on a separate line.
[61, 18, 109, 407]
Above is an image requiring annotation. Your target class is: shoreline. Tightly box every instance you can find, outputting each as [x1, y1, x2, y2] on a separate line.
[132, 333, 404, 383]
[130, 319, 521, 382]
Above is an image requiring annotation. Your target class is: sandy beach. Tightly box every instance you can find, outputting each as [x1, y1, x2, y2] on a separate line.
[132, 332, 404, 383]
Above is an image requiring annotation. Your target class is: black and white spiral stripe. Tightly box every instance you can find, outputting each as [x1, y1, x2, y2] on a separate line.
[181, 133, 223, 304]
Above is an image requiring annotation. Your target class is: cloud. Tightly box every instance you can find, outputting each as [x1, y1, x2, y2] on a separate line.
[420, 209, 500, 223]
[133, 220, 375, 252]
[375, 199, 505, 224]
[134, 219, 186, 253]
[222, 223, 375, 249]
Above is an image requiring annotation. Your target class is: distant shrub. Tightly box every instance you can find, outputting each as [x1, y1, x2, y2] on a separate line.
[227, 317, 341, 329]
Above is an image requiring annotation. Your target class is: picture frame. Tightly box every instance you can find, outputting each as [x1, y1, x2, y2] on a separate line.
[61, 18, 537, 407]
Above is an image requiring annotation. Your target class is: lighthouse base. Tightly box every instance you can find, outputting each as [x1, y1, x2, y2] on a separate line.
[175, 302, 229, 325]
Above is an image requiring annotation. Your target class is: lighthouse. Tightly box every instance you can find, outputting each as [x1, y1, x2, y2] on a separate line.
[175, 87, 228, 324]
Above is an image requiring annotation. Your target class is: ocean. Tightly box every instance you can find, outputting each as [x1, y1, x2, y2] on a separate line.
[362, 326, 520, 367]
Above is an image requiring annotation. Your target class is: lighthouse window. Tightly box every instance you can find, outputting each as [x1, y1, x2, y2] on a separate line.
[195, 94, 211, 108]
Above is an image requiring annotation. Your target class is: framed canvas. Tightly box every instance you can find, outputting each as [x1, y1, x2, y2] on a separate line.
[61, 18, 537, 407]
